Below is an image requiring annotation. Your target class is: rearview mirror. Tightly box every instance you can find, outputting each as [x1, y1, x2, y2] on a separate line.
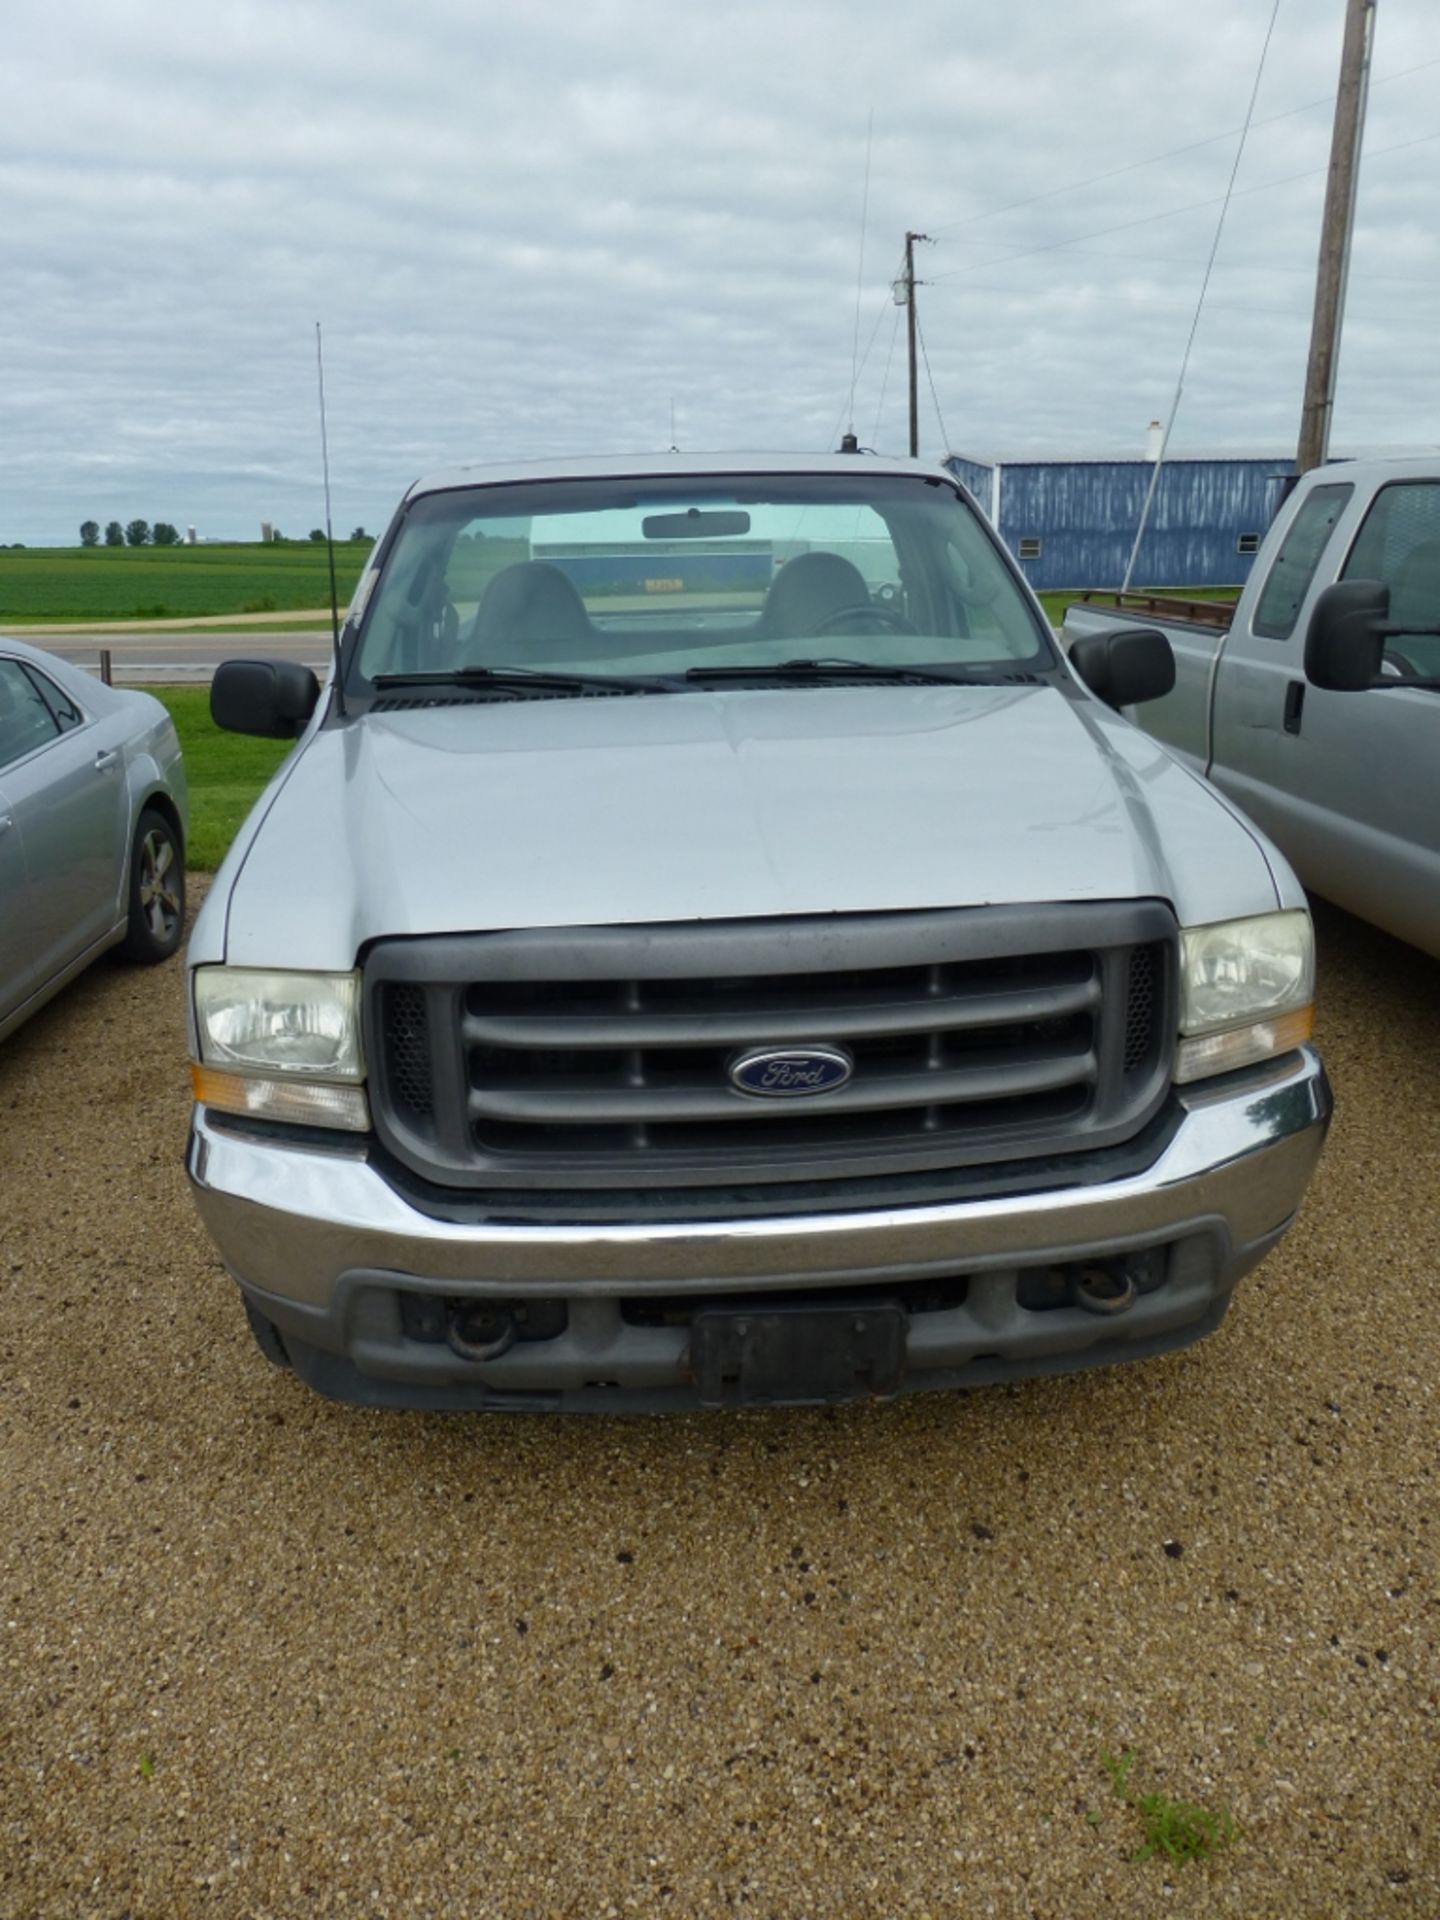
[211, 659, 321, 738]
[641, 509, 751, 539]
[1304, 580, 1388, 692]
[1069, 627, 1176, 710]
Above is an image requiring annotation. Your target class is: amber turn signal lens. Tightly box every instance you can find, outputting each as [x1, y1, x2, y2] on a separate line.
[189, 1063, 371, 1132]
[1174, 1005, 1314, 1085]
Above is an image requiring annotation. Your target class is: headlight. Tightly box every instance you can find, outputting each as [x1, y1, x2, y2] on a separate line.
[194, 968, 364, 1079]
[191, 968, 369, 1130]
[1175, 910, 1315, 1084]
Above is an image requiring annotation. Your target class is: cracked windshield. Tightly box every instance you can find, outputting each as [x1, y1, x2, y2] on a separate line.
[350, 473, 1052, 689]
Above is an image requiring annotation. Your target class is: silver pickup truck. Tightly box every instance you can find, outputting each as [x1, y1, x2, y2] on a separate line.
[1064, 457, 1440, 958]
[185, 454, 1330, 1412]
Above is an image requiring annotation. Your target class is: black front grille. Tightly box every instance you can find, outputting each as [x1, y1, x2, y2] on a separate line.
[384, 984, 434, 1122]
[1123, 944, 1157, 1074]
[365, 905, 1175, 1194]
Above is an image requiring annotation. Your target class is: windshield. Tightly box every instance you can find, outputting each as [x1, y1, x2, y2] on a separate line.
[347, 471, 1055, 693]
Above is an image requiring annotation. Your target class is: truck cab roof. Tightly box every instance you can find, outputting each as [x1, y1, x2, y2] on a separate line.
[406, 450, 958, 500]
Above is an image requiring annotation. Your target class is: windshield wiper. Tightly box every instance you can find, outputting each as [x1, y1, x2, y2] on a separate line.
[683, 657, 1040, 686]
[370, 666, 671, 695]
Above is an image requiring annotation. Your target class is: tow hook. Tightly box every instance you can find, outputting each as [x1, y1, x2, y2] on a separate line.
[445, 1300, 518, 1362]
[1070, 1262, 1138, 1316]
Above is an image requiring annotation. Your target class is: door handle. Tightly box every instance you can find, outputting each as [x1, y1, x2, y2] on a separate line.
[1283, 681, 1305, 735]
[94, 749, 120, 772]
[0, 814, 11, 835]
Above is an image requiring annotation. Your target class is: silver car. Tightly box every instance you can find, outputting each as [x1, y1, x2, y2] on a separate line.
[0, 638, 187, 1041]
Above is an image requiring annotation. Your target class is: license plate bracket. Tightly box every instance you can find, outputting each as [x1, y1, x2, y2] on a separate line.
[691, 1299, 907, 1408]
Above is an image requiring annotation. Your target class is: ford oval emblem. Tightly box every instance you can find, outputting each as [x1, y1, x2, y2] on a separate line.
[728, 1045, 854, 1099]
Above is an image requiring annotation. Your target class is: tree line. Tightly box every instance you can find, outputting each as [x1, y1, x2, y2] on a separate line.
[80, 520, 180, 547]
[78, 521, 371, 547]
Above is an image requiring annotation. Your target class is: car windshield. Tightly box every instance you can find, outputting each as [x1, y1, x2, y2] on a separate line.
[347, 471, 1055, 693]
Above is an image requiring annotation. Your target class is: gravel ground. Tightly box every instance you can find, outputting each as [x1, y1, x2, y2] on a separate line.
[1, 894, 1436, 1919]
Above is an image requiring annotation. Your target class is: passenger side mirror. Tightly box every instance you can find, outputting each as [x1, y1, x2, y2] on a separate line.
[1069, 627, 1176, 710]
[211, 659, 321, 738]
[1304, 580, 1390, 692]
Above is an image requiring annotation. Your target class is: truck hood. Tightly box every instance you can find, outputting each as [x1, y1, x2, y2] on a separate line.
[215, 684, 1283, 968]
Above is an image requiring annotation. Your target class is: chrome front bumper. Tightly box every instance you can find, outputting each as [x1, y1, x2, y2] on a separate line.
[187, 1049, 1331, 1409]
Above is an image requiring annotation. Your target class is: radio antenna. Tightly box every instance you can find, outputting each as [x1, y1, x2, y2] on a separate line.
[846, 106, 875, 442]
[314, 321, 346, 716]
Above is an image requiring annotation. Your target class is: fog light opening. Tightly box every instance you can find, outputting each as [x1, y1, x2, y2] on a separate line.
[445, 1301, 518, 1363]
[1071, 1263, 1138, 1317]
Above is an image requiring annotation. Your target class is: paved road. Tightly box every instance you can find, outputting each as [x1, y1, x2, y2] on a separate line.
[26, 628, 333, 682]
[8, 608, 341, 635]
[1, 896, 1435, 1914]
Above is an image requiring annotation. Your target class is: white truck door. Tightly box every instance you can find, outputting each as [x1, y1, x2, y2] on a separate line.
[1303, 480, 1440, 952]
[1213, 478, 1440, 953]
[1207, 479, 1356, 852]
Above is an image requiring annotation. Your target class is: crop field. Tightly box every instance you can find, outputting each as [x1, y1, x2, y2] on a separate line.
[0, 542, 370, 624]
[0, 538, 1248, 632]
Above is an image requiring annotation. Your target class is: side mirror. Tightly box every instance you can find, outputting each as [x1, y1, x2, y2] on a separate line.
[211, 659, 321, 738]
[1304, 580, 1388, 692]
[1069, 627, 1176, 710]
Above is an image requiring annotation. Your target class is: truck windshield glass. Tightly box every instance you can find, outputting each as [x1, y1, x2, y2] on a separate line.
[348, 474, 1054, 692]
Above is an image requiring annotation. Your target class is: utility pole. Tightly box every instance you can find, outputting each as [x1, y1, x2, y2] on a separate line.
[902, 231, 930, 458]
[1296, 0, 1376, 474]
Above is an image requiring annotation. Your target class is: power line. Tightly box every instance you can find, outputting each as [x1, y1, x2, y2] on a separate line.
[872, 304, 902, 446]
[1122, 0, 1283, 591]
[1009, 243, 1440, 287]
[829, 258, 903, 449]
[925, 52, 1440, 242]
[915, 308, 950, 452]
[830, 282, 891, 448]
[936, 277, 1314, 319]
[834, 112, 1440, 454]
[928, 130, 1440, 286]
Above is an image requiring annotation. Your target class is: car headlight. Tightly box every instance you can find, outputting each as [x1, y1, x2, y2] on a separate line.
[1175, 910, 1315, 1084]
[191, 968, 369, 1130]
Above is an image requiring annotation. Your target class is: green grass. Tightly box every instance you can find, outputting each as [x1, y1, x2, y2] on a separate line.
[156, 688, 293, 872]
[1100, 1749, 1238, 1867]
[0, 543, 370, 624]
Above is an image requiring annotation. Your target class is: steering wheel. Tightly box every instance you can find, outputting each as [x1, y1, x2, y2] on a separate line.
[812, 602, 917, 636]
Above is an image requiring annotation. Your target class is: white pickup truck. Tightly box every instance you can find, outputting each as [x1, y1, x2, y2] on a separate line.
[185, 453, 1331, 1412]
[1064, 457, 1440, 957]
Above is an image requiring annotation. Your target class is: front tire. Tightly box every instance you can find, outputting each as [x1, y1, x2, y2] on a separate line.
[121, 807, 185, 963]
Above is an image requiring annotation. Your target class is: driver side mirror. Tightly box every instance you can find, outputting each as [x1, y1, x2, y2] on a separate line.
[1304, 580, 1389, 692]
[211, 658, 321, 738]
[1069, 627, 1176, 710]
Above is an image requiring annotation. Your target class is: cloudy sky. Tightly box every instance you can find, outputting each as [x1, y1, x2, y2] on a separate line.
[4, 0, 1437, 544]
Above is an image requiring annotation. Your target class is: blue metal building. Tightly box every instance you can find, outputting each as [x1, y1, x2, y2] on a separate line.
[945, 451, 1296, 591]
